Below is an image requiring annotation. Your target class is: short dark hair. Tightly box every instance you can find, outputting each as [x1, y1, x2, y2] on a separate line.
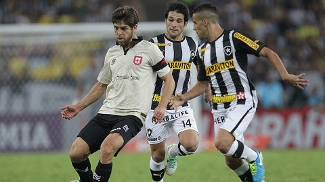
[192, 2, 219, 23]
[164, 1, 189, 23]
[111, 6, 139, 28]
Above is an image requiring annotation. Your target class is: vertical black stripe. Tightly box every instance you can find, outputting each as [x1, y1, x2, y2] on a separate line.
[172, 42, 182, 91]
[211, 41, 230, 109]
[223, 31, 246, 105]
[151, 34, 165, 109]
[182, 37, 196, 94]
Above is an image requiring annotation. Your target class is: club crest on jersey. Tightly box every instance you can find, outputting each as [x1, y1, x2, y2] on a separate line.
[190, 50, 196, 59]
[133, 56, 142, 65]
[224, 46, 232, 56]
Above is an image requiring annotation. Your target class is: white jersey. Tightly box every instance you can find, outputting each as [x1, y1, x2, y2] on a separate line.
[97, 38, 170, 123]
[149, 34, 199, 110]
[197, 29, 265, 110]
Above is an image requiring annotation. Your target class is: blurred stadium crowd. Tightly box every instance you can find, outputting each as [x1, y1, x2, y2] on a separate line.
[0, 0, 324, 109]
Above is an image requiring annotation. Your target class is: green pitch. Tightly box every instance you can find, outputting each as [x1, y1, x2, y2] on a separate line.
[0, 149, 324, 182]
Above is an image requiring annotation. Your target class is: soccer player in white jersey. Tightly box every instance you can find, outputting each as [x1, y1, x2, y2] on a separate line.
[61, 6, 175, 182]
[145, 1, 211, 182]
[170, 2, 309, 182]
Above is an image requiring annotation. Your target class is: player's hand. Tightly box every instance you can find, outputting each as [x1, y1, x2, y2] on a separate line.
[283, 73, 309, 90]
[204, 90, 213, 108]
[61, 105, 80, 120]
[169, 93, 185, 112]
[152, 105, 165, 124]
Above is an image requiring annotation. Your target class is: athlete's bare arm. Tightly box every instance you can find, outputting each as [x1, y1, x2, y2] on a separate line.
[259, 47, 309, 90]
[153, 72, 175, 123]
[61, 82, 107, 120]
[170, 80, 209, 111]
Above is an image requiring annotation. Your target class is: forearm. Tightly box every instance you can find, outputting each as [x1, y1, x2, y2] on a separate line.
[159, 74, 175, 107]
[183, 81, 209, 102]
[262, 47, 288, 79]
[76, 82, 106, 110]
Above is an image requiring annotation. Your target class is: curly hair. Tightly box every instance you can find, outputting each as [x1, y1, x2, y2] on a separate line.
[164, 1, 189, 23]
[111, 6, 139, 28]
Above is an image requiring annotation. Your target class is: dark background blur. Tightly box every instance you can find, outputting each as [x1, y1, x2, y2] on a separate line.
[1, 0, 324, 109]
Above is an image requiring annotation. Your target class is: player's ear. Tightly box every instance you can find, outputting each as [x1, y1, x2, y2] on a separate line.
[203, 18, 208, 26]
[133, 24, 138, 31]
[184, 21, 188, 28]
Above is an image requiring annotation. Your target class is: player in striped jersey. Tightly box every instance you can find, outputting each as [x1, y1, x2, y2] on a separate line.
[145, 1, 211, 182]
[170, 2, 308, 182]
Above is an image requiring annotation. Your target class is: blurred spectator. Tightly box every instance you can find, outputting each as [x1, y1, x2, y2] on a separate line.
[256, 72, 285, 109]
[58, 66, 77, 87]
[6, 64, 31, 112]
[0, 0, 324, 110]
[305, 86, 324, 107]
[73, 51, 104, 123]
[116, 0, 148, 21]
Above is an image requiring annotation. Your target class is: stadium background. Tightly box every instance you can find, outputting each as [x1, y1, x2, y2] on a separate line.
[0, 0, 324, 153]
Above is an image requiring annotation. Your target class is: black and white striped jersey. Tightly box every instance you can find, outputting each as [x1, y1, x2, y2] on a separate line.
[197, 29, 265, 110]
[150, 34, 199, 110]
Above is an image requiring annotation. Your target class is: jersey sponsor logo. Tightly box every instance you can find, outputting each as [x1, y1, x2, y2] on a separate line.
[212, 94, 236, 103]
[212, 92, 246, 103]
[133, 55, 142, 65]
[234, 32, 259, 50]
[224, 46, 232, 56]
[199, 47, 208, 53]
[166, 61, 191, 70]
[163, 110, 189, 122]
[116, 75, 139, 81]
[155, 42, 171, 47]
[205, 59, 235, 75]
[152, 94, 172, 102]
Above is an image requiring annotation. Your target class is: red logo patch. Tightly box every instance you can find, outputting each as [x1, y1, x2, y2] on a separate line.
[133, 56, 142, 65]
[236, 92, 245, 100]
[160, 58, 166, 64]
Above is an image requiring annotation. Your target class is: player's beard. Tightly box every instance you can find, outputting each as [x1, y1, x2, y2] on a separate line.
[117, 32, 133, 48]
[167, 29, 182, 40]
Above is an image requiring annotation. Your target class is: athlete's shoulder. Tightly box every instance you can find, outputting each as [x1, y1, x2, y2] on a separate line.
[106, 45, 121, 54]
[139, 39, 158, 48]
[231, 29, 265, 52]
[231, 29, 255, 40]
[184, 35, 199, 45]
[151, 33, 165, 40]
[184, 35, 198, 41]
[150, 33, 164, 41]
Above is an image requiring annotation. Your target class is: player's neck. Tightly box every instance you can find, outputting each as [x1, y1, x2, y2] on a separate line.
[165, 33, 184, 41]
[208, 25, 224, 42]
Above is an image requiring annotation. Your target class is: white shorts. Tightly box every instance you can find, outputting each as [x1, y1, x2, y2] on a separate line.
[212, 102, 256, 142]
[145, 106, 198, 144]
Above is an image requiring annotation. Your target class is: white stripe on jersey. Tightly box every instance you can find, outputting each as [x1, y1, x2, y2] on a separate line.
[150, 34, 199, 109]
[198, 29, 265, 109]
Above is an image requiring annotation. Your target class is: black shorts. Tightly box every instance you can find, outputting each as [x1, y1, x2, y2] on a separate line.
[77, 113, 143, 156]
